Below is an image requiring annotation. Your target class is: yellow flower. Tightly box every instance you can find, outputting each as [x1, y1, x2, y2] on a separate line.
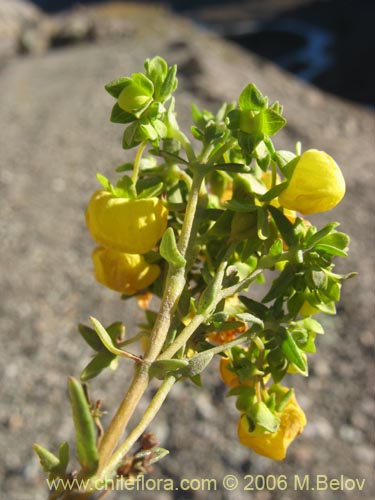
[92, 247, 160, 295]
[86, 190, 168, 254]
[237, 388, 306, 460]
[279, 149, 345, 214]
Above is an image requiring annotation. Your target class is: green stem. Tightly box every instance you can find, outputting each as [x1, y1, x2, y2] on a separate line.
[98, 376, 176, 480]
[132, 141, 147, 184]
[174, 130, 196, 163]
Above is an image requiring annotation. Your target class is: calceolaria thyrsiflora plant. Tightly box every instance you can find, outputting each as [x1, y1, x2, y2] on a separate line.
[34, 56, 354, 498]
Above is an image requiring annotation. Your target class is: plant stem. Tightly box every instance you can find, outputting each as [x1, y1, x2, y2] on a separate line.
[132, 141, 147, 184]
[99, 376, 176, 480]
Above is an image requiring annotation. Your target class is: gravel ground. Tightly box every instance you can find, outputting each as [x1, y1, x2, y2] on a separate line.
[0, 3, 374, 499]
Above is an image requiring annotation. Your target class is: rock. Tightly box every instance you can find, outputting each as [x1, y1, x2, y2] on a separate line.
[0, 3, 374, 500]
[0, 0, 44, 59]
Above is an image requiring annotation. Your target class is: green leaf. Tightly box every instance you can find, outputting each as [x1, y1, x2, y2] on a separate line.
[177, 352, 214, 377]
[268, 205, 298, 247]
[274, 150, 296, 168]
[89, 317, 135, 359]
[256, 207, 269, 240]
[262, 264, 295, 302]
[105, 76, 131, 98]
[80, 351, 118, 382]
[250, 401, 280, 432]
[314, 244, 348, 257]
[110, 103, 136, 124]
[145, 56, 168, 93]
[214, 163, 249, 173]
[158, 64, 178, 101]
[275, 389, 294, 412]
[234, 312, 264, 328]
[305, 222, 339, 247]
[269, 238, 283, 257]
[58, 442, 70, 472]
[114, 175, 137, 199]
[319, 232, 350, 251]
[258, 181, 288, 202]
[160, 227, 186, 268]
[115, 162, 133, 173]
[139, 120, 158, 141]
[33, 444, 60, 473]
[67, 377, 99, 473]
[122, 122, 141, 149]
[149, 359, 189, 379]
[238, 296, 269, 318]
[225, 199, 258, 213]
[301, 317, 324, 334]
[137, 181, 164, 199]
[238, 130, 264, 153]
[239, 84, 267, 111]
[281, 330, 308, 375]
[78, 323, 105, 352]
[96, 173, 113, 192]
[261, 109, 286, 136]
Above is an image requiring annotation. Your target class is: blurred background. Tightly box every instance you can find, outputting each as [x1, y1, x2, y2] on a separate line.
[29, 0, 375, 106]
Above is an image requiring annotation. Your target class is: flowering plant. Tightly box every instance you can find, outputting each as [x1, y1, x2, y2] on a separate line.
[34, 56, 353, 498]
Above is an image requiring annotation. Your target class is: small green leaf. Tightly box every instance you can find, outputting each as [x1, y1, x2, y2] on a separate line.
[80, 351, 118, 382]
[122, 122, 141, 150]
[214, 163, 249, 173]
[90, 316, 139, 360]
[305, 222, 339, 247]
[149, 359, 189, 379]
[105, 76, 131, 98]
[268, 205, 298, 247]
[33, 444, 60, 473]
[160, 227, 186, 268]
[281, 330, 308, 375]
[96, 173, 113, 192]
[67, 377, 99, 473]
[234, 312, 264, 328]
[301, 317, 324, 334]
[58, 442, 70, 472]
[250, 401, 280, 432]
[113, 176, 137, 199]
[110, 103, 136, 124]
[274, 150, 296, 168]
[262, 264, 295, 302]
[275, 389, 294, 412]
[225, 199, 258, 213]
[239, 84, 267, 111]
[145, 56, 168, 93]
[256, 207, 269, 240]
[177, 352, 214, 377]
[137, 182, 164, 199]
[78, 323, 105, 352]
[262, 109, 286, 136]
[158, 64, 178, 101]
[314, 244, 347, 257]
[258, 181, 288, 202]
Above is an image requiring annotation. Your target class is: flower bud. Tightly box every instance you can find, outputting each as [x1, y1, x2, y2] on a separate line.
[279, 150, 345, 214]
[92, 247, 160, 295]
[117, 75, 154, 114]
[237, 387, 306, 460]
[86, 190, 168, 254]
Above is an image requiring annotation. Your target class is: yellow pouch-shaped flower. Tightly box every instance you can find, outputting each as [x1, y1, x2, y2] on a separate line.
[92, 247, 160, 295]
[237, 389, 306, 460]
[86, 190, 168, 254]
[279, 149, 345, 214]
